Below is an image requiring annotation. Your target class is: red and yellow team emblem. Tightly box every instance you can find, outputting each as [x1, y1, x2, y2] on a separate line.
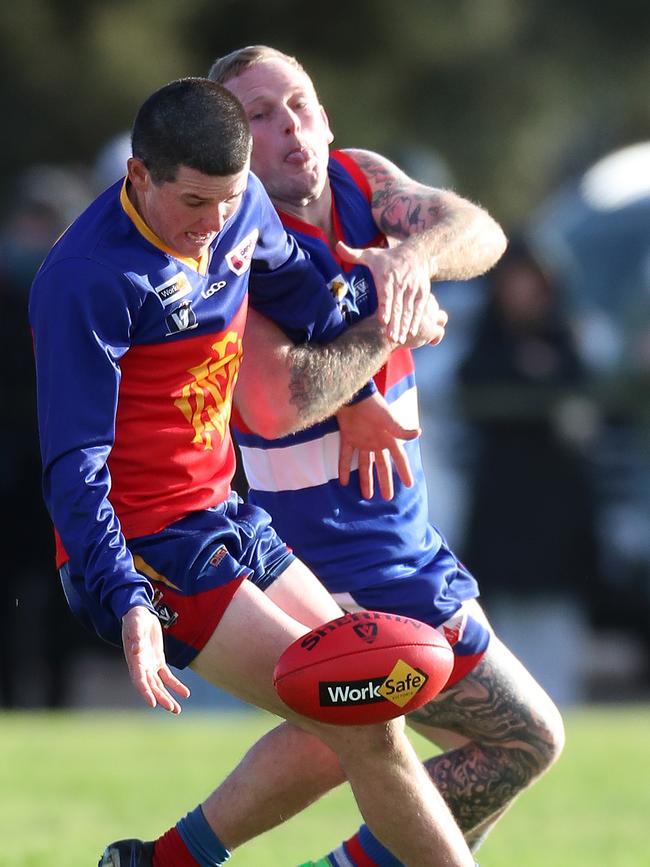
[174, 331, 242, 449]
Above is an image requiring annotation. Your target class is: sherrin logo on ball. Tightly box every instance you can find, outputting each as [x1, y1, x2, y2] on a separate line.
[273, 611, 453, 725]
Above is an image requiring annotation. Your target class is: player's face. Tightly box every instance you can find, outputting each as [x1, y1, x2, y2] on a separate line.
[127, 159, 250, 259]
[224, 59, 333, 208]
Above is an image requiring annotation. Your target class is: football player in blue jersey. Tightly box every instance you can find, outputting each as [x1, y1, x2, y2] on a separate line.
[209, 46, 565, 867]
[30, 77, 475, 867]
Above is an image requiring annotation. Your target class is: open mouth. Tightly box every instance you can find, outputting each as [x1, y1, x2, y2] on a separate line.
[285, 147, 313, 165]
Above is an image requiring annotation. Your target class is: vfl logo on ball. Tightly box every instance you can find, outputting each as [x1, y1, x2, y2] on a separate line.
[353, 622, 378, 644]
[319, 660, 429, 709]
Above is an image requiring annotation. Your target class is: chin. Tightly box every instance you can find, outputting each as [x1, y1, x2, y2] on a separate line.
[292, 173, 327, 203]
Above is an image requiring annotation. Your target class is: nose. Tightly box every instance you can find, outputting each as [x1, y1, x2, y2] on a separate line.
[197, 204, 229, 234]
[280, 105, 300, 135]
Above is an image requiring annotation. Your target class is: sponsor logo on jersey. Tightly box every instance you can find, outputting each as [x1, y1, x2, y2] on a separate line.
[318, 661, 428, 708]
[439, 610, 467, 648]
[327, 273, 349, 301]
[208, 545, 228, 568]
[152, 589, 179, 629]
[226, 228, 259, 275]
[350, 274, 369, 303]
[174, 331, 242, 449]
[154, 272, 192, 307]
[165, 300, 198, 335]
[201, 280, 227, 299]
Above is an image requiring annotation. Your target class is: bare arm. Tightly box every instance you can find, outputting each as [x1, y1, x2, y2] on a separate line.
[337, 148, 507, 341]
[235, 298, 446, 440]
[346, 147, 507, 278]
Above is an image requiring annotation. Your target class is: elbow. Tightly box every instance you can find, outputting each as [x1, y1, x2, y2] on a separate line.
[239, 403, 296, 441]
[483, 212, 508, 267]
[493, 221, 509, 263]
[255, 417, 294, 440]
[471, 211, 508, 273]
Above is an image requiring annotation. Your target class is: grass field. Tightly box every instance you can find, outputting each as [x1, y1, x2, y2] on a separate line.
[3, 705, 649, 866]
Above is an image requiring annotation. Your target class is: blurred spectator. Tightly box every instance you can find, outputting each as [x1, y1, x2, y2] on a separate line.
[457, 238, 601, 704]
[0, 165, 97, 707]
[92, 132, 131, 193]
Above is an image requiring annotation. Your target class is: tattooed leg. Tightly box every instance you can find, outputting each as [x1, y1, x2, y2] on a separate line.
[407, 609, 565, 850]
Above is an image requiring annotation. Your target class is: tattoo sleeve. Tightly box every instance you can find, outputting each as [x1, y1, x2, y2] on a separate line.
[347, 149, 507, 280]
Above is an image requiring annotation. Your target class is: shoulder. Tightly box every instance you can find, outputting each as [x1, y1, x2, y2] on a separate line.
[242, 171, 286, 235]
[244, 171, 276, 215]
[339, 148, 409, 186]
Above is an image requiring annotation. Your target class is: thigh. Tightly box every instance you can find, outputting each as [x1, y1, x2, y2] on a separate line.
[190, 560, 342, 720]
[408, 602, 562, 751]
[265, 558, 343, 626]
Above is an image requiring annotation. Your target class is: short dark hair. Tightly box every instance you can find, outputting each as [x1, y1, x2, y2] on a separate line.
[131, 77, 251, 184]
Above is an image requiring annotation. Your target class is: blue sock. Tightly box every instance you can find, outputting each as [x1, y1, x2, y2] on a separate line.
[176, 805, 231, 866]
[325, 824, 402, 866]
[357, 824, 402, 865]
[318, 825, 479, 867]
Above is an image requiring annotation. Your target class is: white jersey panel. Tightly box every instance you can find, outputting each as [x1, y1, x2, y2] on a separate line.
[240, 384, 419, 493]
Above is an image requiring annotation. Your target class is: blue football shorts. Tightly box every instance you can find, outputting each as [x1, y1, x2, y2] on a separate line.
[60, 493, 295, 668]
[331, 543, 491, 689]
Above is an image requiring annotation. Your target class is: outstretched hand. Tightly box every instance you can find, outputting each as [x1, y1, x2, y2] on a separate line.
[337, 391, 420, 500]
[336, 239, 435, 344]
[121, 605, 190, 714]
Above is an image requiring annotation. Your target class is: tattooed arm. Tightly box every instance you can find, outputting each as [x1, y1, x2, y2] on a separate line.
[337, 148, 507, 342]
[235, 298, 447, 440]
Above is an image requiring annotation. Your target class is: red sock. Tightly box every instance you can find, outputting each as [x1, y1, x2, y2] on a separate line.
[344, 833, 381, 866]
[153, 826, 200, 866]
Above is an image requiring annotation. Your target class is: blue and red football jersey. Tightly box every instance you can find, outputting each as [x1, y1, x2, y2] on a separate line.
[232, 151, 480, 619]
[29, 173, 344, 623]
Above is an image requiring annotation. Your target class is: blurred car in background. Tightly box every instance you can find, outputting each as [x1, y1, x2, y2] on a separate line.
[528, 141, 650, 647]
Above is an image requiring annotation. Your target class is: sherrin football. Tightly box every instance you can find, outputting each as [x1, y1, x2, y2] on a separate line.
[273, 611, 454, 724]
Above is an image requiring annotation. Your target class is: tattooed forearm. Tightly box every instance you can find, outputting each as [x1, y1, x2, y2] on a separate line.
[285, 317, 391, 428]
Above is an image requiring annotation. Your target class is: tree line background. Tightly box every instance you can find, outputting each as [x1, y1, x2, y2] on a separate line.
[2, 1, 649, 709]
[2, 0, 649, 223]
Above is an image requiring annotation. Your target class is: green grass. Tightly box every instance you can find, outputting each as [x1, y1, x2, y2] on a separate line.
[3, 705, 649, 866]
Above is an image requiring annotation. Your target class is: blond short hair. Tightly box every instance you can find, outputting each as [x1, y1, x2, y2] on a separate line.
[208, 45, 307, 86]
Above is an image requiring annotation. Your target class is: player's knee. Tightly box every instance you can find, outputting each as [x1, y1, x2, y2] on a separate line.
[531, 697, 566, 775]
[352, 716, 409, 763]
[314, 715, 407, 762]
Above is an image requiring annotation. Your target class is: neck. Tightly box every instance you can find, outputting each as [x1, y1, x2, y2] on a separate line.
[273, 182, 334, 237]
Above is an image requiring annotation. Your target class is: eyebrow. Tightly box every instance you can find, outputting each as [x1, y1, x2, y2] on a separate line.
[182, 184, 246, 202]
[247, 87, 310, 105]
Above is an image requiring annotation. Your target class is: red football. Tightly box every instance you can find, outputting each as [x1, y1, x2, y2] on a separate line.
[273, 611, 454, 724]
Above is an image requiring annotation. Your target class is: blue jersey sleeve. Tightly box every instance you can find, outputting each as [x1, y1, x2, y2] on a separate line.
[246, 174, 347, 344]
[29, 258, 155, 622]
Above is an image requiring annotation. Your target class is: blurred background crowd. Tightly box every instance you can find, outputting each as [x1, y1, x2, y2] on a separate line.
[1, 0, 648, 710]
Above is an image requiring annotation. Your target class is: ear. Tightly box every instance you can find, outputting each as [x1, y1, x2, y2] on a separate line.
[320, 106, 334, 146]
[127, 156, 150, 192]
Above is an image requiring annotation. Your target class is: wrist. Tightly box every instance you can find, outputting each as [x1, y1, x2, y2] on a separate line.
[346, 379, 378, 405]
